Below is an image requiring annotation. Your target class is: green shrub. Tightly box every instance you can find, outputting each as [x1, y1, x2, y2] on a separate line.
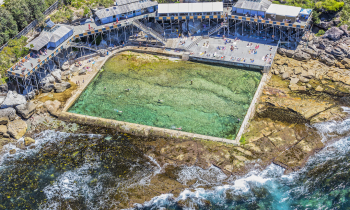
[272, 1, 280, 4]
[240, 135, 247, 145]
[316, 29, 325, 36]
[315, 0, 344, 12]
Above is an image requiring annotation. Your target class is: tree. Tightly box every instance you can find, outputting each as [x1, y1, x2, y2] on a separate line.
[25, 0, 46, 20]
[4, 0, 32, 30]
[315, 0, 344, 12]
[0, 8, 18, 46]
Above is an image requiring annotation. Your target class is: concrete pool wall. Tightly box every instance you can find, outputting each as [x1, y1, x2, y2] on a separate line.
[58, 46, 268, 145]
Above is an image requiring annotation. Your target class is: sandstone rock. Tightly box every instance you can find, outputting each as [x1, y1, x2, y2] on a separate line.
[290, 77, 299, 84]
[307, 84, 312, 88]
[0, 91, 26, 108]
[79, 69, 87, 75]
[0, 108, 17, 121]
[294, 67, 303, 75]
[315, 86, 324, 92]
[24, 137, 35, 146]
[294, 52, 311, 61]
[0, 125, 7, 134]
[54, 82, 71, 93]
[44, 100, 61, 116]
[319, 54, 335, 66]
[0, 83, 8, 93]
[285, 50, 295, 58]
[331, 47, 346, 59]
[40, 74, 55, 87]
[15, 102, 37, 119]
[62, 70, 71, 77]
[278, 65, 286, 74]
[277, 48, 287, 55]
[340, 25, 349, 37]
[289, 84, 299, 91]
[41, 84, 54, 93]
[61, 63, 70, 71]
[7, 119, 27, 139]
[316, 20, 333, 30]
[324, 27, 344, 40]
[341, 58, 350, 66]
[51, 69, 62, 83]
[299, 86, 307, 91]
[9, 149, 16, 154]
[299, 76, 310, 83]
[0, 116, 8, 125]
[301, 48, 319, 59]
[281, 72, 290, 80]
[16, 141, 25, 150]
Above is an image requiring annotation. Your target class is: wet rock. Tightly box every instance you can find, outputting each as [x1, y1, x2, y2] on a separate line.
[315, 86, 324, 92]
[24, 137, 35, 146]
[0, 116, 9, 125]
[0, 108, 17, 121]
[51, 69, 62, 83]
[7, 119, 27, 139]
[15, 102, 37, 119]
[324, 27, 344, 40]
[0, 91, 26, 108]
[44, 100, 61, 116]
[54, 82, 71, 93]
[9, 149, 16, 154]
[0, 125, 7, 134]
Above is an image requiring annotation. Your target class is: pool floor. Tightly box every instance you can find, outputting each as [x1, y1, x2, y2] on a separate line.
[69, 52, 262, 139]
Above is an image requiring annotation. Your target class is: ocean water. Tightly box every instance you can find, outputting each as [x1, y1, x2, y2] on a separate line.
[0, 108, 349, 209]
[68, 53, 262, 139]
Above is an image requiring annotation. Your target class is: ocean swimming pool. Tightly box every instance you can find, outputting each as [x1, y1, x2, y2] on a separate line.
[68, 52, 262, 139]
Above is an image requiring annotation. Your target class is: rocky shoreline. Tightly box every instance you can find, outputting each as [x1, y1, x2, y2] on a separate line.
[0, 42, 349, 208]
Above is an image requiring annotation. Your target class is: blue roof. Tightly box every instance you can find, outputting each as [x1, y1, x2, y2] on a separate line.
[46, 20, 55, 28]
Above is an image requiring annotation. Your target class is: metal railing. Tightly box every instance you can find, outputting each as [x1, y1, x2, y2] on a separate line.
[207, 22, 229, 37]
[132, 20, 167, 44]
[185, 36, 203, 50]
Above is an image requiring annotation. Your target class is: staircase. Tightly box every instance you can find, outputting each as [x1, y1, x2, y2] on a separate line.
[185, 36, 203, 51]
[70, 43, 99, 52]
[206, 22, 229, 37]
[132, 20, 167, 45]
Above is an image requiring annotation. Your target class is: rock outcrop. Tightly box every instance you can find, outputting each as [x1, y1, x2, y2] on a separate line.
[0, 108, 17, 121]
[54, 82, 71, 93]
[323, 27, 344, 40]
[15, 102, 37, 119]
[7, 119, 27, 139]
[51, 69, 62, 83]
[24, 137, 35, 146]
[44, 100, 61, 116]
[41, 84, 54, 93]
[0, 91, 26, 108]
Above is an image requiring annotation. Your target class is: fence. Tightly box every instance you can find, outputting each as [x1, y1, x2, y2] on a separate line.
[0, 0, 60, 52]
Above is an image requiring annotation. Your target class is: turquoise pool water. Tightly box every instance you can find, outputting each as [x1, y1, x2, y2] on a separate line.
[69, 52, 262, 139]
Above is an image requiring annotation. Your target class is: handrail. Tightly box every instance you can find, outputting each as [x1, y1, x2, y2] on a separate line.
[133, 20, 167, 44]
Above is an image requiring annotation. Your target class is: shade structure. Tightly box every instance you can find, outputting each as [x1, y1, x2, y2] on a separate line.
[157, 2, 223, 14]
[299, 8, 312, 16]
[266, 4, 301, 17]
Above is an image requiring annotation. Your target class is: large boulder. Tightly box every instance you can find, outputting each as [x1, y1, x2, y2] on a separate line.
[54, 82, 71, 93]
[285, 50, 295, 58]
[331, 47, 346, 59]
[0, 108, 17, 121]
[277, 48, 287, 55]
[7, 119, 27, 139]
[40, 74, 55, 87]
[0, 91, 26, 109]
[41, 84, 54, 93]
[44, 100, 61, 116]
[0, 83, 8, 94]
[323, 27, 344, 40]
[340, 25, 349, 37]
[51, 69, 62, 83]
[15, 102, 37, 119]
[79, 69, 87, 75]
